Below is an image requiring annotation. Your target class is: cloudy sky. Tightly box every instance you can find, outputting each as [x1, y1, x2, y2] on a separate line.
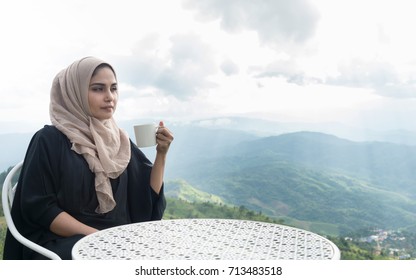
[1, 0, 416, 134]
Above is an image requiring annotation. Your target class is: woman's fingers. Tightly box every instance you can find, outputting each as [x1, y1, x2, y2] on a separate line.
[156, 121, 174, 153]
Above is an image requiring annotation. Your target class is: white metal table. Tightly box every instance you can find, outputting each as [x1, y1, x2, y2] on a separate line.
[72, 219, 340, 260]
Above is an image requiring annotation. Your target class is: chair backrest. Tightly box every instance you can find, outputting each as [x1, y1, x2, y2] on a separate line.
[2, 161, 62, 260]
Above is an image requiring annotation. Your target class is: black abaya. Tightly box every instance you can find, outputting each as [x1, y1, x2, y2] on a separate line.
[3, 125, 166, 260]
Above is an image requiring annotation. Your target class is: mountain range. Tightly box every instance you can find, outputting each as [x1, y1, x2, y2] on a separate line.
[162, 125, 416, 236]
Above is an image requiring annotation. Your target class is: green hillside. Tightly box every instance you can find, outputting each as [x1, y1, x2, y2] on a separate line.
[0, 217, 5, 258]
[170, 132, 416, 235]
[164, 197, 280, 223]
[165, 179, 225, 204]
[232, 132, 416, 196]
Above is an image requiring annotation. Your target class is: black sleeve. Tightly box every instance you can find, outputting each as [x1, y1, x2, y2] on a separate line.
[4, 126, 66, 259]
[127, 141, 166, 222]
[18, 126, 64, 231]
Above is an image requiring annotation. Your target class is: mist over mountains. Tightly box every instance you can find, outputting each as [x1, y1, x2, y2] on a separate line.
[2, 116, 416, 171]
[0, 133, 33, 172]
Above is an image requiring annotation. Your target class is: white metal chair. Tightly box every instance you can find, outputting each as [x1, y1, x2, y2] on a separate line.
[2, 161, 61, 260]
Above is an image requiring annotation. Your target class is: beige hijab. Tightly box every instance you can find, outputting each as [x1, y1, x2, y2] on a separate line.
[49, 57, 131, 213]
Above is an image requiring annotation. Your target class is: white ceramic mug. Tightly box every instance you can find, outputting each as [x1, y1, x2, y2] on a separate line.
[134, 123, 158, 147]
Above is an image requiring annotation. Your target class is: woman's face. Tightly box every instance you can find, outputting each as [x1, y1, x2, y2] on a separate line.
[88, 66, 118, 121]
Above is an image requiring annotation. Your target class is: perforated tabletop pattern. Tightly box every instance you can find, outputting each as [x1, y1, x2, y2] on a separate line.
[72, 219, 340, 260]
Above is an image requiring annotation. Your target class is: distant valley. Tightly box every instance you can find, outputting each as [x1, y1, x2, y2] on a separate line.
[162, 123, 416, 236]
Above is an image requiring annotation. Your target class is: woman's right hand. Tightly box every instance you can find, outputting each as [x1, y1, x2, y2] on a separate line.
[50, 211, 98, 237]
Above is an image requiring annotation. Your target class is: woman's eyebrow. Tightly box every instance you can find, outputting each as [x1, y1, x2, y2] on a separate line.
[89, 82, 117, 87]
[89, 83, 105, 87]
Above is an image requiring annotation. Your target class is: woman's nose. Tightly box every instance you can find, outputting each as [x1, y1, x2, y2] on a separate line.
[105, 89, 114, 101]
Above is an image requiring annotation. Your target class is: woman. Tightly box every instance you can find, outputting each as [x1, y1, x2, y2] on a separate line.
[3, 57, 173, 259]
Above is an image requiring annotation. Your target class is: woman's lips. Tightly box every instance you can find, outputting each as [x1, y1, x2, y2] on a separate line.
[101, 106, 114, 111]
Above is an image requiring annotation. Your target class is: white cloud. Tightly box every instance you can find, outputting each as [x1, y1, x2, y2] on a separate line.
[1, 0, 416, 134]
[112, 33, 218, 99]
[220, 59, 239, 76]
[184, 0, 320, 44]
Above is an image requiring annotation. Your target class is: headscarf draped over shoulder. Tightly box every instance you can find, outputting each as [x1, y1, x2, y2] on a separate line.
[50, 56, 131, 213]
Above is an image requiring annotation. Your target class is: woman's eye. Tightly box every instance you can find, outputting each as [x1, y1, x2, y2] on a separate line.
[92, 87, 103, 92]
